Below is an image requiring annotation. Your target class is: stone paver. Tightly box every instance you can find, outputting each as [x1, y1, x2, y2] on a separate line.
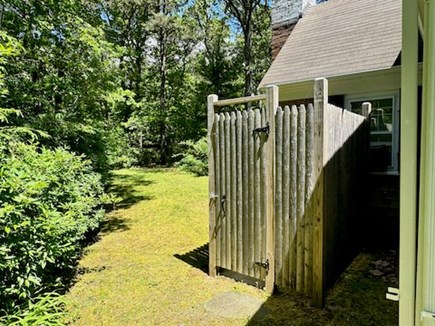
[204, 292, 265, 319]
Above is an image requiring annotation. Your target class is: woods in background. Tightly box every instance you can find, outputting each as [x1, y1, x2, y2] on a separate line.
[0, 0, 271, 168]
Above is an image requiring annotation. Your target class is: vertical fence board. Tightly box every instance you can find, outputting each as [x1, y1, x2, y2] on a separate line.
[282, 106, 291, 288]
[219, 113, 227, 270]
[208, 95, 218, 277]
[254, 109, 262, 279]
[312, 78, 327, 307]
[230, 112, 237, 271]
[242, 111, 249, 275]
[275, 107, 283, 288]
[227, 112, 232, 269]
[304, 103, 315, 295]
[248, 109, 255, 277]
[296, 105, 306, 292]
[260, 107, 267, 281]
[215, 113, 221, 269]
[236, 111, 243, 273]
[289, 105, 298, 288]
[265, 86, 277, 293]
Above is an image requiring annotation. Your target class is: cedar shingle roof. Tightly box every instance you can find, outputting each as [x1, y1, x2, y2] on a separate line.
[260, 0, 402, 87]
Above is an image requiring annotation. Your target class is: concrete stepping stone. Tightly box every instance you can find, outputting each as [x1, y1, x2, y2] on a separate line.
[204, 292, 265, 319]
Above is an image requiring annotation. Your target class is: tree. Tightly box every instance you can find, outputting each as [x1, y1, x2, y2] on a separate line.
[223, 0, 271, 96]
[143, 0, 198, 164]
[0, 0, 126, 173]
[191, 0, 241, 98]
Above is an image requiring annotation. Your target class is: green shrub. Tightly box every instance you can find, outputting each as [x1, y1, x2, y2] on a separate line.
[0, 142, 105, 311]
[175, 137, 208, 176]
[0, 292, 65, 326]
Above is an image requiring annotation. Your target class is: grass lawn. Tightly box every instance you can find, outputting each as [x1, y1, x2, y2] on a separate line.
[65, 168, 398, 325]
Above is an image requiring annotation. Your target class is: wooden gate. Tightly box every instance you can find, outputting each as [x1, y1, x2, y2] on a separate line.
[207, 86, 278, 294]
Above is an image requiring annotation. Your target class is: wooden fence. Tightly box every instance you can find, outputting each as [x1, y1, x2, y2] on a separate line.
[208, 78, 371, 307]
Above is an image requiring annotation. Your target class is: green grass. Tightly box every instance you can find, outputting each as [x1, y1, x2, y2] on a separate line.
[65, 168, 266, 325]
[65, 168, 398, 325]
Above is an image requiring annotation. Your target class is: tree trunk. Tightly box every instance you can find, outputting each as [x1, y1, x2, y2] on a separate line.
[158, 28, 168, 165]
[244, 28, 253, 96]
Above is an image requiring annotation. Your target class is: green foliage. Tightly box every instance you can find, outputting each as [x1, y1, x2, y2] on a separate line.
[223, 0, 271, 96]
[0, 2, 126, 173]
[0, 142, 105, 311]
[0, 292, 65, 326]
[0, 0, 271, 169]
[0, 31, 105, 320]
[175, 136, 208, 176]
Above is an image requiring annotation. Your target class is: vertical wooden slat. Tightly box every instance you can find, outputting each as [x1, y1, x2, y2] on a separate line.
[260, 107, 267, 281]
[289, 105, 298, 288]
[215, 113, 221, 269]
[282, 105, 291, 288]
[248, 109, 255, 277]
[304, 103, 315, 295]
[296, 105, 306, 292]
[242, 111, 249, 275]
[254, 109, 262, 279]
[207, 95, 218, 277]
[236, 111, 243, 273]
[230, 112, 237, 271]
[227, 112, 232, 269]
[312, 77, 327, 308]
[323, 105, 337, 289]
[275, 106, 283, 288]
[265, 85, 277, 294]
[219, 113, 227, 270]
[323, 105, 331, 289]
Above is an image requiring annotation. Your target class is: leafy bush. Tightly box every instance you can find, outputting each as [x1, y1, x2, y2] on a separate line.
[0, 292, 65, 326]
[0, 142, 105, 311]
[175, 137, 208, 176]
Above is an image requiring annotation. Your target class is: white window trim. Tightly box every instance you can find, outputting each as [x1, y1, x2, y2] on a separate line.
[344, 91, 400, 172]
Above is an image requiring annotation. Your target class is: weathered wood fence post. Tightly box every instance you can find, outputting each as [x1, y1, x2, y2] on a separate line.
[312, 77, 328, 307]
[265, 85, 278, 294]
[361, 102, 372, 118]
[208, 94, 218, 277]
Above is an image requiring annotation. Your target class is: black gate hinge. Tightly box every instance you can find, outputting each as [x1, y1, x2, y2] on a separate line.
[255, 259, 269, 272]
[253, 122, 269, 136]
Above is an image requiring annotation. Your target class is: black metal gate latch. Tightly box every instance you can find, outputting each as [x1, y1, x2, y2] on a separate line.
[255, 259, 269, 272]
[220, 195, 226, 215]
[253, 122, 269, 136]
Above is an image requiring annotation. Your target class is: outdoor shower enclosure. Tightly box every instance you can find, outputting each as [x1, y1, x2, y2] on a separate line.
[207, 78, 371, 306]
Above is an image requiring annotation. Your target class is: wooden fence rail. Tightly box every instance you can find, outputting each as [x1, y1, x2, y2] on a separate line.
[208, 78, 371, 307]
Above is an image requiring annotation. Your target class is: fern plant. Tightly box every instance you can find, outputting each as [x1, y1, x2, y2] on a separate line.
[175, 136, 208, 176]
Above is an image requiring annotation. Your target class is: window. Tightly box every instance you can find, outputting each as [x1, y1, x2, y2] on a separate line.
[346, 94, 399, 172]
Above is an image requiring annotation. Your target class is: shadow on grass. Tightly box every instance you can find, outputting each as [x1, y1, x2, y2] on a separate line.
[107, 173, 155, 210]
[245, 251, 399, 325]
[100, 215, 130, 233]
[174, 243, 209, 274]
[246, 290, 330, 325]
[57, 171, 157, 297]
